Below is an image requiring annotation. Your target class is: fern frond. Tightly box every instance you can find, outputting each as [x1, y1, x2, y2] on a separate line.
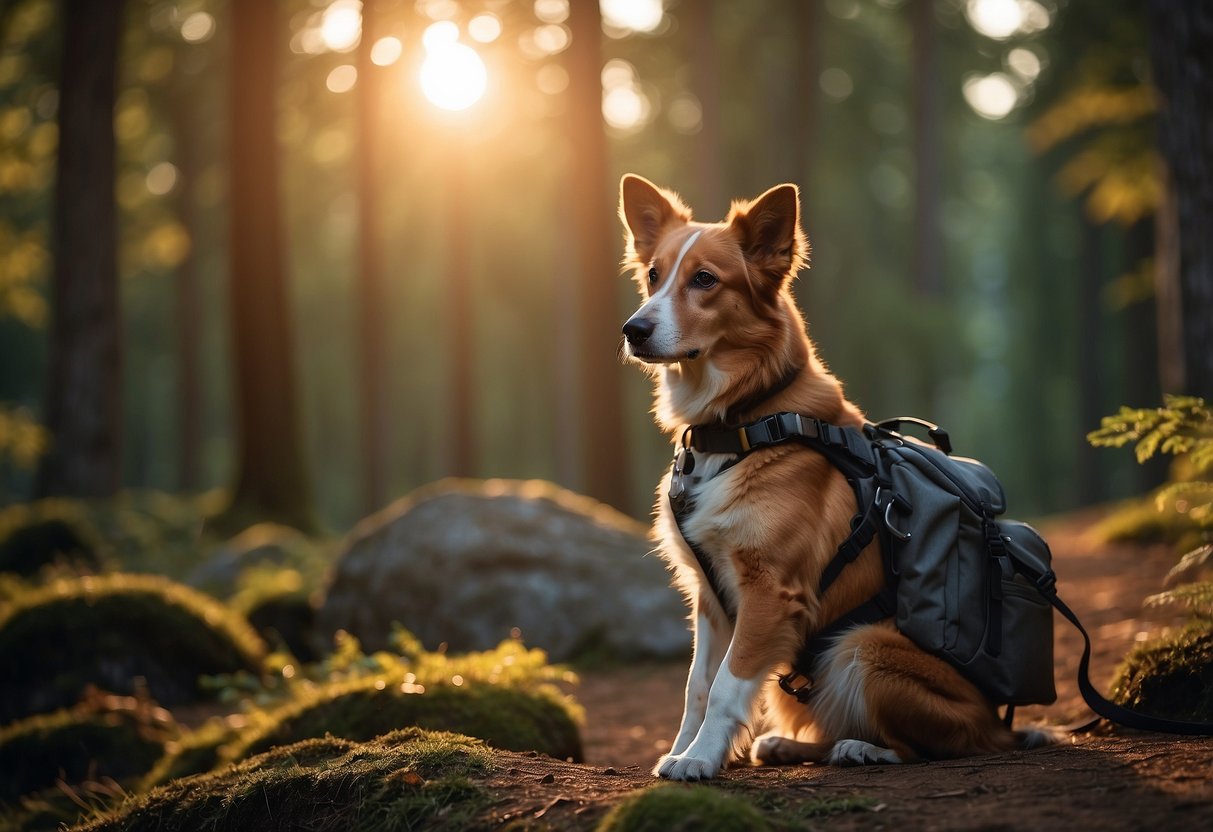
[1144, 581, 1213, 618]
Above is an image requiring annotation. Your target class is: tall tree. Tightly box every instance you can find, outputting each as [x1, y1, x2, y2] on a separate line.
[563, 0, 629, 510]
[36, 0, 126, 499]
[356, 0, 390, 510]
[221, 0, 315, 531]
[1146, 2, 1213, 398]
[910, 0, 940, 297]
[171, 96, 202, 492]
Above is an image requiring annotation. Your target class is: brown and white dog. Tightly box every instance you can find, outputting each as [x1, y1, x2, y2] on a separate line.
[618, 174, 1052, 781]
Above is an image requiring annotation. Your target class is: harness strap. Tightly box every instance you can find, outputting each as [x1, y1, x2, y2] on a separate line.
[779, 584, 898, 703]
[817, 476, 882, 597]
[670, 494, 738, 620]
[690, 413, 876, 474]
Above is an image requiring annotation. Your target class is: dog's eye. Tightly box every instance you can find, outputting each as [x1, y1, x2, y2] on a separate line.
[692, 270, 718, 289]
[647, 267, 658, 284]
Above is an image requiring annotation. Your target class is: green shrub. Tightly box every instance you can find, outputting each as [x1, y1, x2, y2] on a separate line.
[0, 573, 267, 722]
[1110, 621, 1213, 722]
[0, 689, 178, 804]
[0, 502, 102, 577]
[77, 729, 493, 832]
[596, 785, 772, 832]
[226, 677, 582, 764]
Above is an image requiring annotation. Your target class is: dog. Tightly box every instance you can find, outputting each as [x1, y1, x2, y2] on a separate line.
[617, 174, 1053, 781]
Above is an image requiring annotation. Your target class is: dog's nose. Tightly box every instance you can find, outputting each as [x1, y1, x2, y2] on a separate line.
[623, 317, 656, 346]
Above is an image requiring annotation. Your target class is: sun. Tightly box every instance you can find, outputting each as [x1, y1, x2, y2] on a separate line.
[420, 25, 487, 112]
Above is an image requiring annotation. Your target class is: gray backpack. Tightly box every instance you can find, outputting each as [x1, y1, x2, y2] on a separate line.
[676, 413, 1213, 733]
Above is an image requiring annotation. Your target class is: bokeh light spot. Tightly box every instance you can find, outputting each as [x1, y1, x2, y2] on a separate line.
[963, 73, 1018, 119]
[370, 36, 402, 66]
[326, 64, 358, 93]
[180, 12, 215, 43]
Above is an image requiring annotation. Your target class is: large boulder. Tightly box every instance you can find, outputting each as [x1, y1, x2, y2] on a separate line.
[316, 479, 689, 661]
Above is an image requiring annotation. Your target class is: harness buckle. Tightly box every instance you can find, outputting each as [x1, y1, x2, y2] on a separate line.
[741, 413, 795, 451]
[778, 672, 815, 703]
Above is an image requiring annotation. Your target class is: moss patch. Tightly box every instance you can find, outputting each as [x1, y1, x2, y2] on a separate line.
[1111, 620, 1213, 722]
[0, 573, 267, 722]
[0, 690, 177, 804]
[0, 502, 102, 577]
[77, 728, 492, 832]
[596, 784, 773, 832]
[226, 678, 582, 764]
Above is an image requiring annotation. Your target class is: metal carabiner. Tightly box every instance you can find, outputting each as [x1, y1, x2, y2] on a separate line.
[877, 486, 912, 541]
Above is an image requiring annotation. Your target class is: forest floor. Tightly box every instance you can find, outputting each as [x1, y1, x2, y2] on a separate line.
[493, 509, 1213, 830]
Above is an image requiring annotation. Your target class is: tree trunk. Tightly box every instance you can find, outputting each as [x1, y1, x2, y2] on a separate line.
[221, 0, 315, 531]
[688, 0, 725, 217]
[172, 98, 202, 492]
[444, 136, 475, 479]
[910, 0, 941, 297]
[563, 0, 629, 511]
[36, 0, 125, 499]
[356, 0, 390, 511]
[1146, 2, 1213, 399]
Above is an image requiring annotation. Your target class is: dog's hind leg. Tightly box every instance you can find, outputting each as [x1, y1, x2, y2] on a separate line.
[751, 734, 834, 765]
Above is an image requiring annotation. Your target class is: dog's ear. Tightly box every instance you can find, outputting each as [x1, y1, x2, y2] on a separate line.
[727, 183, 809, 292]
[619, 174, 691, 266]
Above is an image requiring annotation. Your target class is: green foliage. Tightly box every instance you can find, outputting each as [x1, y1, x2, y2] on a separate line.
[0, 573, 266, 722]
[1110, 621, 1213, 722]
[1088, 395, 1213, 468]
[185, 629, 583, 771]
[205, 626, 578, 714]
[0, 688, 177, 805]
[1093, 397, 1213, 713]
[77, 728, 493, 832]
[1088, 396, 1212, 552]
[596, 784, 772, 832]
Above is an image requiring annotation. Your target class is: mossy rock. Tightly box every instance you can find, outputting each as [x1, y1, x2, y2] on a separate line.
[0, 690, 178, 804]
[1110, 620, 1213, 722]
[245, 592, 319, 663]
[0, 574, 267, 722]
[227, 679, 582, 764]
[77, 728, 493, 832]
[596, 784, 772, 832]
[139, 718, 241, 791]
[0, 502, 103, 577]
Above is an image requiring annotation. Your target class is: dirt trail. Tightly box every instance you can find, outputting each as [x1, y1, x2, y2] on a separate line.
[553, 509, 1213, 828]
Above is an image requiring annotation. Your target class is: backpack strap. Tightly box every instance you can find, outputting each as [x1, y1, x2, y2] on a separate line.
[1015, 563, 1213, 735]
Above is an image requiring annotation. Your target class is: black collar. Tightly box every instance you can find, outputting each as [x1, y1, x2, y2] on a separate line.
[723, 364, 803, 423]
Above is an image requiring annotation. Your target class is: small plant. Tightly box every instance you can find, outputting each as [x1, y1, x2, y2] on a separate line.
[1090, 395, 1213, 720]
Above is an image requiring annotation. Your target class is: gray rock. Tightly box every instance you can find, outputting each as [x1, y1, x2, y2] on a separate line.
[316, 479, 690, 661]
[187, 523, 312, 596]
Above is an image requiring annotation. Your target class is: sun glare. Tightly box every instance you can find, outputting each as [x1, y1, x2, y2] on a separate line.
[600, 0, 664, 33]
[420, 24, 487, 111]
[320, 0, 362, 52]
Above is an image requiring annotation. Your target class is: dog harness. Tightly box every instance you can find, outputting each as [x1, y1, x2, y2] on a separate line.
[668, 405, 906, 703]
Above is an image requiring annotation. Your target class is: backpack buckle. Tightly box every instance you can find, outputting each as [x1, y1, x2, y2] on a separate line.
[778, 672, 815, 703]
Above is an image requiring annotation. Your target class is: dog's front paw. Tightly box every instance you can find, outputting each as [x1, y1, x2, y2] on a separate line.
[653, 752, 722, 781]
